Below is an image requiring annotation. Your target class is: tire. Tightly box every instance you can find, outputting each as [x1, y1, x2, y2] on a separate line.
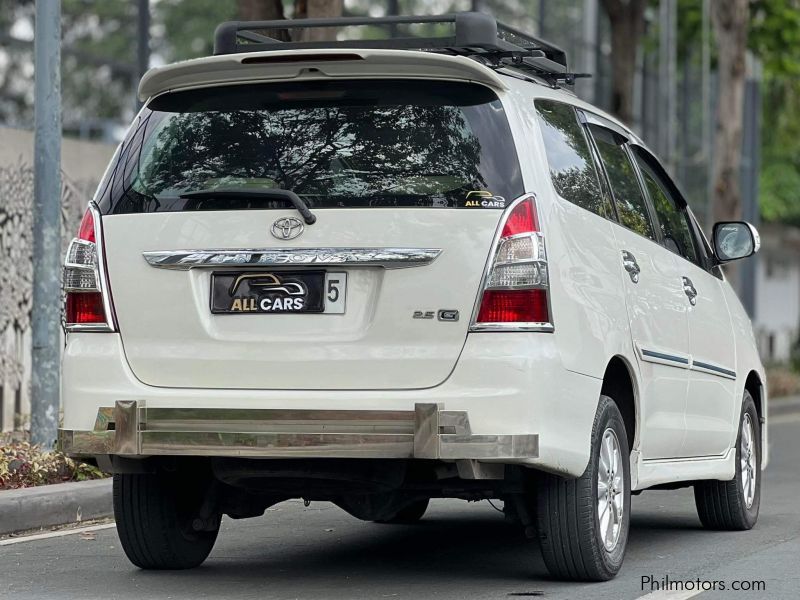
[535, 395, 631, 581]
[694, 390, 761, 531]
[113, 472, 220, 570]
[375, 499, 430, 524]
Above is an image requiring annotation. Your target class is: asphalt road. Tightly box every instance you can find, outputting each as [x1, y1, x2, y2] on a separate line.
[2, 411, 799, 600]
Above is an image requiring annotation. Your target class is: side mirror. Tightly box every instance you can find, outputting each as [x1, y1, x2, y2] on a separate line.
[712, 221, 760, 263]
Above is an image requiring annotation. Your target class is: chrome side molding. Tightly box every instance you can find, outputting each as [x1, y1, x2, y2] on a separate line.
[143, 247, 442, 270]
[638, 346, 736, 380]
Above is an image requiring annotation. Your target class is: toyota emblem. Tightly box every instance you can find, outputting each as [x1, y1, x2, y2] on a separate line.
[271, 217, 304, 241]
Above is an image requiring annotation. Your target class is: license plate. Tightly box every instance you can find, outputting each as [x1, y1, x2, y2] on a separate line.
[210, 271, 346, 314]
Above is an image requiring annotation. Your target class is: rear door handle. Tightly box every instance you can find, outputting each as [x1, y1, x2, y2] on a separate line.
[622, 250, 640, 283]
[682, 276, 697, 305]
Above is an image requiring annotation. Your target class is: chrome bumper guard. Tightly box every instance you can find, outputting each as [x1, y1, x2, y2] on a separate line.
[58, 401, 538, 461]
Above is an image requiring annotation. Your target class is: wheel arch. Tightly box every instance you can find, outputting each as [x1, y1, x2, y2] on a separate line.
[744, 370, 764, 423]
[600, 355, 639, 454]
[742, 369, 768, 468]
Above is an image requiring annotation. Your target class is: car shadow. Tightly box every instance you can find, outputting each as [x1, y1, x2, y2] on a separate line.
[124, 498, 718, 597]
[630, 512, 704, 532]
[182, 514, 549, 583]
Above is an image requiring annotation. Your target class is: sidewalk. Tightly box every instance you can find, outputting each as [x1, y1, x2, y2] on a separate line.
[769, 395, 800, 417]
[0, 478, 112, 536]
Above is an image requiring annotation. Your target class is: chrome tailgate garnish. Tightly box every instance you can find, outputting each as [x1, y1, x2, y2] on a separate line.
[143, 247, 442, 270]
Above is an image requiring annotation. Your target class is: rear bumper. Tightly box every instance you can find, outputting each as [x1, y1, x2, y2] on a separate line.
[58, 401, 538, 461]
[61, 332, 601, 476]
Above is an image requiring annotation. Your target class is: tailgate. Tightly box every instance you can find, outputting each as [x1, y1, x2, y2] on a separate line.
[95, 77, 523, 390]
[105, 209, 500, 389]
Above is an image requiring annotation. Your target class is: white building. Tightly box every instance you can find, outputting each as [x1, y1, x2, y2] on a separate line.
[754, 224, 800, 364]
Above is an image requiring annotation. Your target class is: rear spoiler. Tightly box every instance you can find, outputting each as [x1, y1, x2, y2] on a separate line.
[137, 48, 508, 102]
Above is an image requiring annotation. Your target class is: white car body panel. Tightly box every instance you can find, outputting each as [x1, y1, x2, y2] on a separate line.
[502, 79, 634, 382]
[104, 209, 499, 390]
[721, 282, 769, 468]
[61, 50, 768, 487]
[632, 448, 736, 490]
[611, 223, 691, 460]
[682, 261, 738, 458]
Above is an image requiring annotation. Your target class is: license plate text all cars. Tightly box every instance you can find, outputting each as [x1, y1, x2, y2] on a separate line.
[210, 271, 346, 314]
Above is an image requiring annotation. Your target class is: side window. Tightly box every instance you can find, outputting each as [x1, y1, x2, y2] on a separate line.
[634, 154, 699, 264]
[534, 100, 611, 218]
[589, 125, 655, 240]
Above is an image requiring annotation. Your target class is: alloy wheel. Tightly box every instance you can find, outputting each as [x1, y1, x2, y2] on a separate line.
[740, 413, 757, 509]
[597, 428, 624, 551]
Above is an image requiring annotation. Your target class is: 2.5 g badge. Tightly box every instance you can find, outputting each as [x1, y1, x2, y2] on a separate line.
[413, 309, 459, 322]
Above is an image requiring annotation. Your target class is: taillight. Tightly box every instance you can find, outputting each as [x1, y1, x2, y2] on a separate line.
[470, 195, 553, 331]
[63, 203, 116, 331]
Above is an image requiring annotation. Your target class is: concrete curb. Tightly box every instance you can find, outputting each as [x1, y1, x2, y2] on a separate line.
[0, 478, 112, 536]
[769, 395, 800, 417]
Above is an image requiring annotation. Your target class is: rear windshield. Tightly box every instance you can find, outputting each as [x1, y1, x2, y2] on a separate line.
[96, 79, 523, 214]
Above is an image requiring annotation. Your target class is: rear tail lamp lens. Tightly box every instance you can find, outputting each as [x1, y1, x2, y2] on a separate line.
[501, 198, 539, 237]
[65, 292, 107, 324]
[476, 289, 550, 324]
[77, 210, 96, 243]
[472, 196, 553, 331]
[63, 205, 115, 331]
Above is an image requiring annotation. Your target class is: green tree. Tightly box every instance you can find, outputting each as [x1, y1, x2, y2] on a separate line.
[750, 0, 800, 226]
[709, 0, 749, 226]
[0, 0, 35, 126]
[153, 0, 238, 63]
[675, 0, 800, 226]
[60, 0, 140, 126]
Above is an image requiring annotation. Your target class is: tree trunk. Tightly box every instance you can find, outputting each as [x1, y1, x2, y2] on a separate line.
[293, 0, 343, 41]
[238, 0, 285, 20]
[237, 0, 289, 41]
[710, 0, 749, 225]
[601, 0, 647, 125]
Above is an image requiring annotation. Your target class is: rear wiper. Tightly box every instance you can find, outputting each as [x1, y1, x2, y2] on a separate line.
[179, 187, 316, 224]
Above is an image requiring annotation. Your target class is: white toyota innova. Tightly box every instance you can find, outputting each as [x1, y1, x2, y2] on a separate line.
[59, 12, 766, 581]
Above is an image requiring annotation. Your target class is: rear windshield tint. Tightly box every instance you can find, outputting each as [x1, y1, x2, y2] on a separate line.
[96, 80, 523, 214]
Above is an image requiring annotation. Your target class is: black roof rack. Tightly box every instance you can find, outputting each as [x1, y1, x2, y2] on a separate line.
[213, 12, 588, 86]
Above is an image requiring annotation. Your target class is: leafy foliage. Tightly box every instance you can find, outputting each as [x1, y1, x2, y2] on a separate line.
[760, 159, 800, 226]
[59, 0, 140, 126]
[0, 0, 34, 126]
[0, 440, 106, 490]
[750, 0, 800, 77]
[673, 0, 800, 226]
[153, 0, 238, 63]
[750, 0, 800, 226]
